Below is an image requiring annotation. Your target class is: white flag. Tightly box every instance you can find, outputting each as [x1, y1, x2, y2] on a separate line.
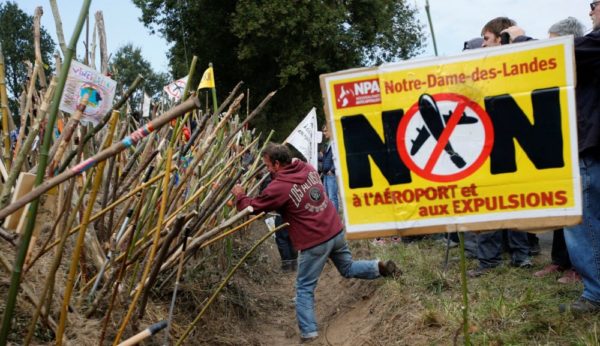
[163, 76, 188, 101]
[142, 92, 151, 118]
[285, 108, 319, 170]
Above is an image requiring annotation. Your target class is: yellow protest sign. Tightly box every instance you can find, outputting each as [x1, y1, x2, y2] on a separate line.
[319, 37, 581, 239]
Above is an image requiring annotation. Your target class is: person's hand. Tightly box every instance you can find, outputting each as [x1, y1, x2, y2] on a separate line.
[232, 184, 245, 196]
[501, 26, 525, 42]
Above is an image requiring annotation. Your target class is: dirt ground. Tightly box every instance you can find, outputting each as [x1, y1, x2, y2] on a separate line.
[227, 230, 391, 346]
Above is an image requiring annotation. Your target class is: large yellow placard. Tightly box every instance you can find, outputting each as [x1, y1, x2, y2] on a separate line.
[320, 37, 581, 239]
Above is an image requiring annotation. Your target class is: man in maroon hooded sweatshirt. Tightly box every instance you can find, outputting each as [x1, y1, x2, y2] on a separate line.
[232, 142, 398, 343]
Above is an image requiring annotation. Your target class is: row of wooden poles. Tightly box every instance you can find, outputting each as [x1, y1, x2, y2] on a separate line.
[0, 1, 282, 344]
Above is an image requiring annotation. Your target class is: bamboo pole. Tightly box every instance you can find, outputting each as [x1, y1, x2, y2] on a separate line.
[95, 167, 152, 343]
[136, 214, 187, 320]
[56, 110, 119, 345]
[0, 42, 12, 169]
[117, 320, 167, 346]
[112, 146, 173, 345]
[13, 62, 40, 158]
[22, 176, 79, 345]
[46, 93, 89, 176]
[0, 96, 200, 220]
[0, 2, 92, 343]
[167, 94, 244, 210]
[0, 77, 57, 209]
[35, 168, 169, 260]
[49, 0, 67, 56]
[176, 223, 289, 345]
[95, 11, 108, 74]
[33, 6, 48, 89]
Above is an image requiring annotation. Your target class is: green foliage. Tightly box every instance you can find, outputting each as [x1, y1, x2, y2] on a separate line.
[0, 1, 55, 114]
[132, 0, 424, 140]
[110, 43, 170, 112]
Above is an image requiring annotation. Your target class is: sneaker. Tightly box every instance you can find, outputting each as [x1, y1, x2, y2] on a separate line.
[300, 336, 318, 343]
[378, 260, 401, 277]
[512, 259, 533, 268]
[533, 264, 562, 277]
[467, 266, 494, 278]
[559, 296, 600, 316]
[557, 269, 581, 284]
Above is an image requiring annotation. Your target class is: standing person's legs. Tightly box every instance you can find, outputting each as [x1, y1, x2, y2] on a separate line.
[323, 175, 339, 211]
[477, 231, 503, 268]
[295, 237, 334, 339]
[552, 229, 572, 269]
[328, 231, 380, 279]
[508, 230, 531, 266]
[468, 231, 503, 277]
[563, 155, 600, 309]
[274, 215, 297, 271]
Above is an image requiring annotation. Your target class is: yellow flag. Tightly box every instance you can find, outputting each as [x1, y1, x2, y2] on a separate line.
[197, 67, 215, 89]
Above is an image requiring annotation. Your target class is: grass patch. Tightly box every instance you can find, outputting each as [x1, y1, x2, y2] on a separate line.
[367, 236, 599, 344]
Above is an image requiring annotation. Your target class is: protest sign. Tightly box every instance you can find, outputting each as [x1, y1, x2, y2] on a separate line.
[320, 37, 581, 239]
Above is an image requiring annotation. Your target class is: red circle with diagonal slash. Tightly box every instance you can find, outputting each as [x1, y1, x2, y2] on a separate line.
[396, 93, 494, 182]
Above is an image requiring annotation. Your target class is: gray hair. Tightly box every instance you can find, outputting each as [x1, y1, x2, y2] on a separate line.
[548, 17, 585, 37]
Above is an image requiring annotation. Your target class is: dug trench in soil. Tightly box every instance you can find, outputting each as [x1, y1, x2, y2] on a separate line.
[206, 222, 397, 346]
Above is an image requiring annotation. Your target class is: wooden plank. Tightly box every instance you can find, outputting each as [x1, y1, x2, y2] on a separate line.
[2, 172, 36, 231]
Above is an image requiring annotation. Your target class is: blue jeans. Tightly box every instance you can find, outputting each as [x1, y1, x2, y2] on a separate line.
[274, 215, 297, 266]
[564, 154, 600, 303]
[295, 231, 379, 338]
[322, 175, 339, 211]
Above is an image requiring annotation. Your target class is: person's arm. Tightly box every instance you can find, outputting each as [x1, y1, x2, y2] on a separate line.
[501, 26, 533, 43]
[232, 183, 286, 213]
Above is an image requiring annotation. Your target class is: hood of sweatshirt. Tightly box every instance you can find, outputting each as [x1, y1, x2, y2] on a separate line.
[274, 160, 311, 185]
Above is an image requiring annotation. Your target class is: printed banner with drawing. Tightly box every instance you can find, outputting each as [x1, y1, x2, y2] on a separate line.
[319, 37, 581, 239]
[59, 61, 117, 125]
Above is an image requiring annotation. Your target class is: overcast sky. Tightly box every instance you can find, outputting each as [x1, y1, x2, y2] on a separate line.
[17, 0, 595, 75]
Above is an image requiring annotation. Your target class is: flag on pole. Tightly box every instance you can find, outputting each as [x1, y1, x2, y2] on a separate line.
[142, 92, 151, 118]
[163, 76, 188, 101]
[285, 108, 320, 170]
[197, 67, 215, 90]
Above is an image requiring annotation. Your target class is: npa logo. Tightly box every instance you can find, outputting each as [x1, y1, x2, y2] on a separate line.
[334, 78, 381, 109]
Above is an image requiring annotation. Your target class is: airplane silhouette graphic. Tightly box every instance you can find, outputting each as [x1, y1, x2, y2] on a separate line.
[410, 94, 478, 169]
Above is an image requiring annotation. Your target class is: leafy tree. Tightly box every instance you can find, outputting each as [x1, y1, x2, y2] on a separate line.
[133, 0, 424, 139]
[109, 43, 170, 112]
[0, 1, 55, 115]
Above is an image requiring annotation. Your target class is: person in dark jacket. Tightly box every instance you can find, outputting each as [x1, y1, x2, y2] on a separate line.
[504, 4, 600, 315]
[534, 17, 586, 285]
[559, 2, 600, 315]
[232, 143, 399, 342]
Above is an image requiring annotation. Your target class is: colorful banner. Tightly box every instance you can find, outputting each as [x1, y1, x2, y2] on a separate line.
[320, 37, 581, 238]
[163, 76, 188, 101]
[59, 61, 117, 125]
